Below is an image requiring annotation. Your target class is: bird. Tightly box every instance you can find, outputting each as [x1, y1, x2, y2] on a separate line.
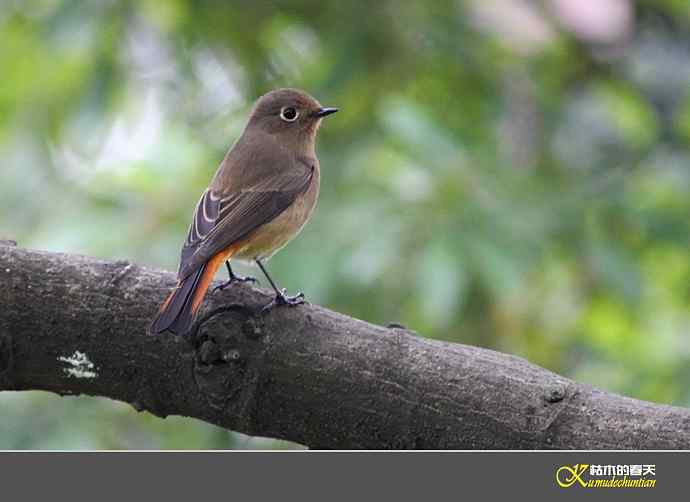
[149, 88, 338, 336]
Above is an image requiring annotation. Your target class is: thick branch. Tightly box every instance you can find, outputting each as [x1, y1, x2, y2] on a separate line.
[1, 242, 689, 449]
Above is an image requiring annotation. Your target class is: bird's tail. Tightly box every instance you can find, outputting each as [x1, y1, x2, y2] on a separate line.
[149, 251, 231, 336]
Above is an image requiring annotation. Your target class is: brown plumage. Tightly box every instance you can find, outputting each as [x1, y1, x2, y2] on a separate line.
[149, 88, 337, 336]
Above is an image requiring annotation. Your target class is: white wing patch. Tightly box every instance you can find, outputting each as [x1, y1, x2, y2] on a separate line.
[185, 189, 221, 246]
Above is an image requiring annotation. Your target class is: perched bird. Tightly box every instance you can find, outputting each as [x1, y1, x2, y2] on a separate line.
[149, 88, 338, 335]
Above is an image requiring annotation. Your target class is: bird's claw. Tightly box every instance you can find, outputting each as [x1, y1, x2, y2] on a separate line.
[236, 274, 258, 284]
[212, 274, 257, 293]
[261, 289, 306, 313]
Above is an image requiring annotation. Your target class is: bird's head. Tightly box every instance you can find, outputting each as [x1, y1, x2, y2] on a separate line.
[246, 88, 338, 147]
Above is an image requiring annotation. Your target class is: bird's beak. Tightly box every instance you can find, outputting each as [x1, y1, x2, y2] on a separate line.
[315, 107, 338, 118]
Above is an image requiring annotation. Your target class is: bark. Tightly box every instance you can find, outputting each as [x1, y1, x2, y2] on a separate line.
[1, 241, 689, 449]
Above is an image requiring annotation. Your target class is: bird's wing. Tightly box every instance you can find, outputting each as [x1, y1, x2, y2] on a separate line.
[177, 160, 314, 279]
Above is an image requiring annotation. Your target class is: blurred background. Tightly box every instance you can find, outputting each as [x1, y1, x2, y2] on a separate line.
[1, 0, 689, 449]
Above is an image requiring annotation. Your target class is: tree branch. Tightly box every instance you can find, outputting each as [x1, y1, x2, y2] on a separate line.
[1, 242, 689, 449]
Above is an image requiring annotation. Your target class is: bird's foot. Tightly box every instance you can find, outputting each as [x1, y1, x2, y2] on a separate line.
[261, 289, 306, 313]
[212, 273, 257, 293]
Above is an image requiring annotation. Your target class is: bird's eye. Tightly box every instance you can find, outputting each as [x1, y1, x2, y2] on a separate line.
[280, 106, 299, 122]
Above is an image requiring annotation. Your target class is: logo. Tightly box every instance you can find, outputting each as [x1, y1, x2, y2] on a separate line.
[556, 463, 656, 489]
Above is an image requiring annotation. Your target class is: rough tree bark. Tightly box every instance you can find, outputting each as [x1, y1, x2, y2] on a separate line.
[1, 241, 689, 449]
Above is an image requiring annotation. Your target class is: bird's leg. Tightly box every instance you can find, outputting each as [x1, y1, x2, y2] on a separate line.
[212, 261, 257, 293]
[256, 259, 305, 312]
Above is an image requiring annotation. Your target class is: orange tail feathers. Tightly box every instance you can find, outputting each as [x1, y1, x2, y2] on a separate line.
[149, 249, 235, 336]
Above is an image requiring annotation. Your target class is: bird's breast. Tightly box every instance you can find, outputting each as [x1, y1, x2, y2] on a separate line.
[235, 170, 320, 261]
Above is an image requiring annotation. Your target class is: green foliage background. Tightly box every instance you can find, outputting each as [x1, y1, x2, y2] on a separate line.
[1, 0, 689, 449]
